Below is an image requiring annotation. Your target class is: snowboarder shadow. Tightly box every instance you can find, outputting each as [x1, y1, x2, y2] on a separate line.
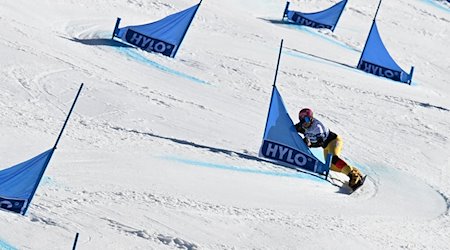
[328, 176, 354, 194]
[296, 168, 353, 194]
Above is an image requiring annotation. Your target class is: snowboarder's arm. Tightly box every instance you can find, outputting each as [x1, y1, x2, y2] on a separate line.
[295, 123, 305, 134]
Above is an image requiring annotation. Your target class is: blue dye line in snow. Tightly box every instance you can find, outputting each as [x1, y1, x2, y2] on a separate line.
[290, 25, 360, 52]
[114, 47, 208, 85]
[0, 239, 17, 250]
[161, 156, 327, 183]
[421, 0, 450, 13]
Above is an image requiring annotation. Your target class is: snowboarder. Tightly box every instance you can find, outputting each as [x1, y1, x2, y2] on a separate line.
[295, 108, 364, 190]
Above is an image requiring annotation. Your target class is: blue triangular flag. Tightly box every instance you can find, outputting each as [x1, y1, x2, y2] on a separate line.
[358, 21, 413, 83]
[0, 84, 83, 216]
[114, 3, 201, 57]
[259, 86, 329, 175]
[284, 0, 347, 31]
[0, 149, 54, 214]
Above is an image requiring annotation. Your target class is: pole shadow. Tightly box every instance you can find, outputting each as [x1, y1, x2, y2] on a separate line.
[286, 47, 357, 70]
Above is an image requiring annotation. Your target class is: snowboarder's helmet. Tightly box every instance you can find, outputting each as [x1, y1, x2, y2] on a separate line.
[299, 108, 313, 122]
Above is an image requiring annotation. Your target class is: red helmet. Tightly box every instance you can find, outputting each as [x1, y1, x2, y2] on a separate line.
[299, 108, 313, 121]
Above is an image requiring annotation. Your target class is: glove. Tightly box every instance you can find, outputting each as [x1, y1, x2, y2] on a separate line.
[315, 137, 324, 147]
[303, 137, 311, 147]
[295, 123, 304, 133]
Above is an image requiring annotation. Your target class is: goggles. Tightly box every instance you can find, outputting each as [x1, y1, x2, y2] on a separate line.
[301, 116, 311, 124]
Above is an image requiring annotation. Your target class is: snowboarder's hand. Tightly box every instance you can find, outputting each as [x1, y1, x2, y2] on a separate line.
[315, 137, 324, 147]
[303, 137, 311, 147]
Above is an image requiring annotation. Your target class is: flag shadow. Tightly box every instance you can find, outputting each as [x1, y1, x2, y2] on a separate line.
[259, 17, 307, 28]
[109, 126, 332, 183]
[259, 18, 290, 25]
[63, 36, 133, 48]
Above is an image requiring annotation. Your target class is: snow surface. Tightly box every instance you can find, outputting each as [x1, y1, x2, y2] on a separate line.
[0, 0, 449, 249]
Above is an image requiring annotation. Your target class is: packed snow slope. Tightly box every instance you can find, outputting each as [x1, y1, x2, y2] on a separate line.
[0, 0, 449, 249]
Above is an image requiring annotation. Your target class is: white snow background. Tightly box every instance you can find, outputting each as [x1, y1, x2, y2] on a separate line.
[0, 0, 449, 249]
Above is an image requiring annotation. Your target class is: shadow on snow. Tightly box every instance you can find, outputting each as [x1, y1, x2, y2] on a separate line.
[65, 37, 133, 48]
[108, 125, 347, 189]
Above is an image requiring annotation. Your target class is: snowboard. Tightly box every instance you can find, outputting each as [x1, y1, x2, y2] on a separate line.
[349, 175, 367, 194]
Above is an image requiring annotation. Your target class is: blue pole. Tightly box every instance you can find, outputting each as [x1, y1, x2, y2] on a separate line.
[357, 0, 382, 68]
[22, 83, 84, 215]
[373, 0, 383, 21]
[72, 233, 80, 250]
[283, 2, 290, 21]
[273, 39, 284, 87]
[408, 66, 414, 85]
[331, 0, 348, 32]
[112, 17, 121, 39]
[53, 83, 84, 149]
[262, 40, 284, 138]
[172, 0, 203, 58]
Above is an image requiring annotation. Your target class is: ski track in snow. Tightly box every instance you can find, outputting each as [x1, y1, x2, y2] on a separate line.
[108, 122, 446, 211]
[173, 138, 447, 219]
[27, 172, 446, 248]
[102, 217, 199, 249]
[160, 142, 448, 214]
[107, 122, 447, 205]
[23, 190, 203, 248]
[1, 0, 450, 248]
